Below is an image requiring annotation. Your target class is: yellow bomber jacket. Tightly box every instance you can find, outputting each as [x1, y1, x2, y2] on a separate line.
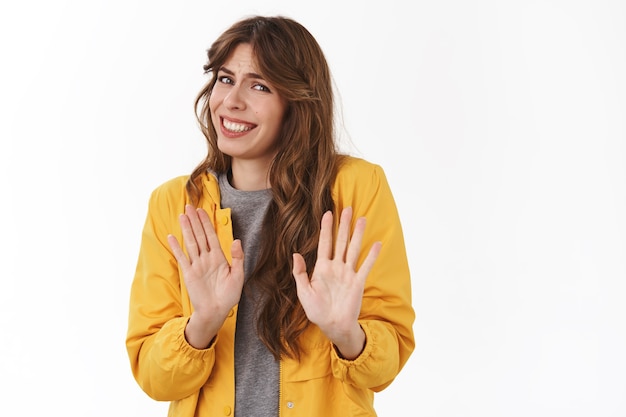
[126, 156, 415, 417]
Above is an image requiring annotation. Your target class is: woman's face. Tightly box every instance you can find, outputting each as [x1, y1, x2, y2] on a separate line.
[210, 43, 287, 167]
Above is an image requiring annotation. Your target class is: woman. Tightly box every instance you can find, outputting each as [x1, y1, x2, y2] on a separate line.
[126, 15, 415, 417]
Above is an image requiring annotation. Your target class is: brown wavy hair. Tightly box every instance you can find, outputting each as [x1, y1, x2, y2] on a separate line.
[186, 16, 344, 360]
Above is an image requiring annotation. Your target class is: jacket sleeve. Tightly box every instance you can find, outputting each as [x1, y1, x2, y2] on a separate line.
[330, 160, 415, 391]
[125, 178, 217, 401]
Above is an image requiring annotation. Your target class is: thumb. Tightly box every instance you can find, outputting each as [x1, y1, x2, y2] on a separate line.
[292, 253, 310, 291]
[230, 239, 245, 278]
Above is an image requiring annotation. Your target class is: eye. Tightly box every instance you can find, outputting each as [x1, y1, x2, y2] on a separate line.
[217, 75, 234, 85]
[252, 82, 270, 92]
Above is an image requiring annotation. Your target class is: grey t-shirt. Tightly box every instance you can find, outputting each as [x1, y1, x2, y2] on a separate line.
[218, 172, 279, 417]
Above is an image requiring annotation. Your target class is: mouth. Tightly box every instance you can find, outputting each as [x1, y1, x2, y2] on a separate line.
[221, 117, 255, 133]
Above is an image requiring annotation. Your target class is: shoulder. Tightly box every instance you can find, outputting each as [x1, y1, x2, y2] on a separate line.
[332, 155, 395, 211]
[335, 155, 388, 186]
[149, 175, 190, 202]
[150, 172, 219, 198]
[140, 173, 221, 233]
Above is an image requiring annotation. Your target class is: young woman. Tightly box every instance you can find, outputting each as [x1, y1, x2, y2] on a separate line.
[126, 15, 415, 417]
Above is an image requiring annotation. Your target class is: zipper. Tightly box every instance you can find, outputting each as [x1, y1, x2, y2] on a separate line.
[278, 359, 283, 417]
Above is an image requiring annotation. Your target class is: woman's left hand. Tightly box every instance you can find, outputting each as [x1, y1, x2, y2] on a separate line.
[292, 207, 381, 359]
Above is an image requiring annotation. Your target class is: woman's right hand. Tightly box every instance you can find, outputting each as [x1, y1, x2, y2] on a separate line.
[167, 204, 245, 348]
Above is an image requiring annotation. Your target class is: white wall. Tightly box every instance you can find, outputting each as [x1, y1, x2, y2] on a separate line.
[0, 1, 624, 416]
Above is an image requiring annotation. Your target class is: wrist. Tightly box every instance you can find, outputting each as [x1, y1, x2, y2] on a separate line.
[330, 323, 366, 360]
[184, 311, 226, 349]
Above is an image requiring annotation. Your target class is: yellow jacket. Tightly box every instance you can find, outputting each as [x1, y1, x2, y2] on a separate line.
[126, 156, 415, 416]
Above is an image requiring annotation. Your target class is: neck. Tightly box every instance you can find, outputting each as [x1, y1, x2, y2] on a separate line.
[230, 159, 272, 191]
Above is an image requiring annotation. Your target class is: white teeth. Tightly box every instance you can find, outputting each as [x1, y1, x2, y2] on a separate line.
[223, 119, 252, 133]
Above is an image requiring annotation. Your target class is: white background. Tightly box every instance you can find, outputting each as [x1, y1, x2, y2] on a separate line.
[0, 1, 624, 416]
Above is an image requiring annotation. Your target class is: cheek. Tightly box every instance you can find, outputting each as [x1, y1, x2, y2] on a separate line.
[208, 96, 220, 124]
[272, 108, 286, 129]
[208, 94, 218, 113]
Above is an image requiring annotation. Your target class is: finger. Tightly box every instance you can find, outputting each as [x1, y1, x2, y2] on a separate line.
[333, 207, 353, 261]
[356, 241, 382, 282]
[317, 211, 334, 261]
[229, 239, 245, 283]
[179, 213, 200, 260]
[196, 208, 219, 250]
[185, 204, 209, 252]
[345, 216, 367, 270]
[292, 253, 311, 296]
[167, 234, 190, 269]
[197, 207, 222, 257]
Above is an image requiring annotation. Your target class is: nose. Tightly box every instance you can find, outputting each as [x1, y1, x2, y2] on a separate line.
[223, 84, 246, 110]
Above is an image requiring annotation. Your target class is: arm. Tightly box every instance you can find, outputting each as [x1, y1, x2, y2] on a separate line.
[330, 160, 415, 390]
[167, 204, 244, 349]
[292, 207, 380, 360]
[126, 180, 240, 401]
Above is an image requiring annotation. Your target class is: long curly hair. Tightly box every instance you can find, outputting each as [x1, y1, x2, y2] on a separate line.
[186, 15, 344, 360]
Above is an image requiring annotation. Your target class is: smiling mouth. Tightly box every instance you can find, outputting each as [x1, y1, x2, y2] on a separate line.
[222, 118, 254, 133]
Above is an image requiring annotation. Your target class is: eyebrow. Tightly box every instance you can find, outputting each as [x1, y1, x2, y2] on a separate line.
[218, 66, 264, 80]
